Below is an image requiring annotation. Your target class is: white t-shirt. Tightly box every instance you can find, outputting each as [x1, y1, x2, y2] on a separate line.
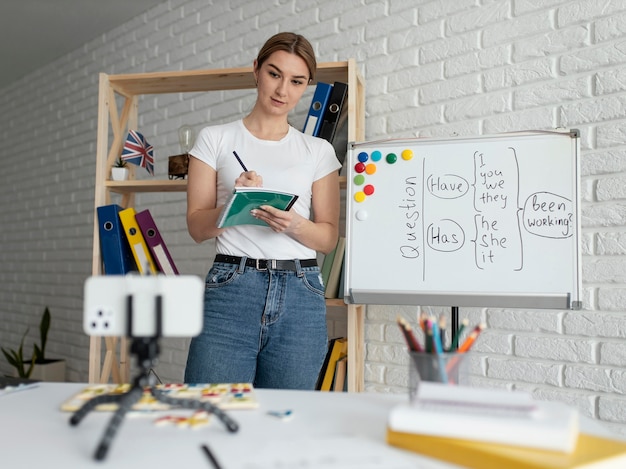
[190, 119, 341, 259]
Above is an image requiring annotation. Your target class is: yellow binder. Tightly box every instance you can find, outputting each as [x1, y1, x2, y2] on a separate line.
[118, 207, 157, 274]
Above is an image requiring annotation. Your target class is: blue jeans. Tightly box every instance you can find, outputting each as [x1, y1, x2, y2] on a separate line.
[184, 258, 328, 389]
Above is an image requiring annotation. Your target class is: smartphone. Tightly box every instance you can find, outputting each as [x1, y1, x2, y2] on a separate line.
[83, 275, 204, 337]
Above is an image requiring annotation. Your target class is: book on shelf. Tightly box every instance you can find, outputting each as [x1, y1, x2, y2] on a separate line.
[302, 81, 333, 137]
[61, 383, 258, 413]
[388, 383, 579, 453]
[387, 430, 626, 469]
[324, 236, 345, 299]
[118, 207, 158, 274]
[96, 204, 138, 274]
[217, 187, 299, 228]
[320, 241, 338, 288]
[316, 337, 337, 390]
[316, 337, 348, 391]
[336, 256, 346, 300]
[135, 209, 179, 275]
[332, 354, 348, 392]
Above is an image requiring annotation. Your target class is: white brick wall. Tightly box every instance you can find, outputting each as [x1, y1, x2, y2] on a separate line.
[1, 0, 626, 434]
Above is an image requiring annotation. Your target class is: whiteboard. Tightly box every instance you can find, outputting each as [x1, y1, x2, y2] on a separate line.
[344, 130, 581, 310]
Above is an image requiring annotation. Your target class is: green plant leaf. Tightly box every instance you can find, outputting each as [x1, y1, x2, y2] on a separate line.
[2, 307, 50, 377]
[1, 328, 34, 378]
[33, 344, 43, 362]
[37, 306, 51, 362]
[1, 348, 19, 367]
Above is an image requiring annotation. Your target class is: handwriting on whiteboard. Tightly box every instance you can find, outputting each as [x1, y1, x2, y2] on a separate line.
[415, 146, 573, 273]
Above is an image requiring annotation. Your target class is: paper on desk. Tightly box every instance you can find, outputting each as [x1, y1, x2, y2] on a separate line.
[0, 382, 39, 397]
[414, 382, 538, 417]
[234, 435, 459, 469]
[392, 382, 579, 453]
[0, 377, 39, 397]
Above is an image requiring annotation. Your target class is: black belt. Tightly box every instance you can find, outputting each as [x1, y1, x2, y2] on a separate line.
[214, 254, 317, 271]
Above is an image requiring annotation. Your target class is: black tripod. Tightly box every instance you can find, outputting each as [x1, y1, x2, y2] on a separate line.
[70, 294, 239, 461]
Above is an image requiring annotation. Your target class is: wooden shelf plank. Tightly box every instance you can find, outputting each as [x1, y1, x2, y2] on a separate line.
[109, 62, 350, 97]
[106, 177, 347, 194]
[106, 179, 187, 193]
[325, 298, 347, 307]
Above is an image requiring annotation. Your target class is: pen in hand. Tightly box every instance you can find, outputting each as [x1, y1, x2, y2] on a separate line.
[233, 151, 263, 187]
[233, 151, 248, 172]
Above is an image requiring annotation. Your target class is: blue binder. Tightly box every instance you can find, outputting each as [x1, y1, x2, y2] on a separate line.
[96, 204, 137, 274]
[303, 82, 333, 136]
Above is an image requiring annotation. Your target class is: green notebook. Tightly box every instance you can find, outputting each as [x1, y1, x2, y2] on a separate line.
[217, 187, 299, 228]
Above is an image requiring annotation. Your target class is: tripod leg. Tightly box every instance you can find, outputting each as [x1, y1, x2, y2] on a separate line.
[152, 388, 239, 433]
[94, 386, 144, 461]
[69, 393, 127, 426]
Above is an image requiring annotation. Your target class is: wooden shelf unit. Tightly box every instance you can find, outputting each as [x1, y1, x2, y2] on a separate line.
[90, 60, 366, 392]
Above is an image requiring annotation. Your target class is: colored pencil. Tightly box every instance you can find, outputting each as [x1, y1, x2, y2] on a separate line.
[438, 314, 447, 351]
[418, 311, 428, 332]
[457, 323, 485, 353]
[397, 316, 423, 352]
[449, 318, 469, 351]
[425, 319, 434, 354]
[430, 318, 448, 382]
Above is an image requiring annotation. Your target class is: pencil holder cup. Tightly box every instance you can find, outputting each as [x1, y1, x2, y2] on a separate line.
[409, 352, 469, 401]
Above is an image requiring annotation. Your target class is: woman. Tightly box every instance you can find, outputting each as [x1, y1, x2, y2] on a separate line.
[184, 32, 341, 389]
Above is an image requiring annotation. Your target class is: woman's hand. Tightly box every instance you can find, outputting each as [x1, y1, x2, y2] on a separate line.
[235, 170, 263, 187]
[248, 171, 339, 253]
[251, 205, 301, 233]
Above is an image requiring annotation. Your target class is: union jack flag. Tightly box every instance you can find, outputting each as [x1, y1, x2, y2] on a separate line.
[121, 130, 154, 176]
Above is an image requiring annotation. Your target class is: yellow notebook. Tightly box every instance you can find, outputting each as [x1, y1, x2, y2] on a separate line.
[387, 429, 626, 469]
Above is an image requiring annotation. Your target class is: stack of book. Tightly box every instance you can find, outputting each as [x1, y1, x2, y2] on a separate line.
[97, 204, 179, 276]
[387, 382, 626, 468]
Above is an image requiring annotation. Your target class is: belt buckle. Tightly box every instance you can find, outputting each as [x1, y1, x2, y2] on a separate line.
[255, 259, 268, 271]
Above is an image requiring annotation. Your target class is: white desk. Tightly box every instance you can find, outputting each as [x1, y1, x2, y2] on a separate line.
[1, 382, 461, 468]
[1, 383, 619, 468]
